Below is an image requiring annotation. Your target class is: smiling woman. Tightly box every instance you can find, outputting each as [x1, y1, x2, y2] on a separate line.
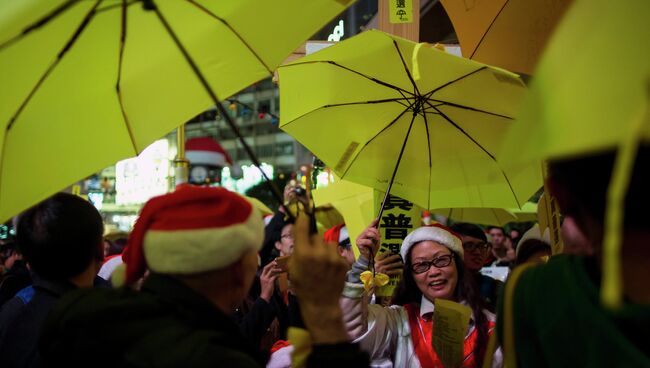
[341, 223, 501, 368]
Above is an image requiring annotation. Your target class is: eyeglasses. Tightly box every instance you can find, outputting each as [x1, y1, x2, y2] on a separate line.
[280, 233, 293, 240]
[463, 241, 490, 252]
[411, 254, 454, 274]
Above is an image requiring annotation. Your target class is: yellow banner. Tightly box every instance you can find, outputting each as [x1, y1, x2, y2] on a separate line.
[374, 191, 422, 297]
[389, 0, 413, 24]
[432, 299, 472, 368]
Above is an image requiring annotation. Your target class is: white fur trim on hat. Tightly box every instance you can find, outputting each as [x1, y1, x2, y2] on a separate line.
[400, 225, 464, 261]
[186, 150, 229, 167]
[142, 209, 263, 274]
[339, 226, 349, 244]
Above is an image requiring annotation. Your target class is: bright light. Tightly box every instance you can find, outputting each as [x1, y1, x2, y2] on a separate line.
[221, 163, 274, 194]
[88, 192, 104, 210]
[115, 140, 171, 205]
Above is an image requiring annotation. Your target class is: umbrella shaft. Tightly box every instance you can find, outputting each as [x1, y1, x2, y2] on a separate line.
[376, 112, 417, 223]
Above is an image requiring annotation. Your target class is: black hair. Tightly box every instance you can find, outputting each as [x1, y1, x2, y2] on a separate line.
[515, 239, 552, 265]
[392, 245, 489, 367]
[548, 145, 650, 232]
[450, 223, 487, 243]
[16, 193, 104, 280]
[486, 226, 505, 235]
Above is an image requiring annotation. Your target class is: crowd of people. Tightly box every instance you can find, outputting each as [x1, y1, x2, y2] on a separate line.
[0, 146, 647, 367]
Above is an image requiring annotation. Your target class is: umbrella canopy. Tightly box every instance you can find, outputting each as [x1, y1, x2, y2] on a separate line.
[0, 0, 352, 222]
[440, 0, 573, 75]
[432, 202, 538, 227]
[279, 30, 542, 215]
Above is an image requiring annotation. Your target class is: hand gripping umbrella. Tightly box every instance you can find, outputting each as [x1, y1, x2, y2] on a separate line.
[0, 0, 353, 222]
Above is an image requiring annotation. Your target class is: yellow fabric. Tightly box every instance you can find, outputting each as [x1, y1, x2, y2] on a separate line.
[0, 0, 354, 223]
[440, 0, 572, 75]
[498, 0, 650, 309]
[602, 105, 648, 309]
[279, 30, 541, 211]
[360, 270, 390, 292]
[287, 327, 312, 368]
[312, 179, 375, 257]
[499, 0, 650, 166]
[244, 196, 273, 217]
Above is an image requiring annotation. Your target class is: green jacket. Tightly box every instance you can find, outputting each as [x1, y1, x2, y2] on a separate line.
[498, 255, 650, 367]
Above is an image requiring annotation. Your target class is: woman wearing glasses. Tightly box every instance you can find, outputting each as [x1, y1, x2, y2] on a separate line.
[341, 222, 501, 368]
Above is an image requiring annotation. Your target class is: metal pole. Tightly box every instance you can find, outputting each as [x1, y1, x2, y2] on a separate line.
[174, 125, 189, 187]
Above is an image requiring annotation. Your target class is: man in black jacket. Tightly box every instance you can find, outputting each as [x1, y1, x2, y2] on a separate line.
[0, 193, 105, 368]
[40, 185, 368, 367]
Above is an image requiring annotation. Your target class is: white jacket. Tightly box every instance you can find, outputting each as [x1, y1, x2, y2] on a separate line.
[341, 278, 502, 367]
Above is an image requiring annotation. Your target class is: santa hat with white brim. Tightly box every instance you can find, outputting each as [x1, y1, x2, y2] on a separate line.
[400, 224, 464, 261]
[123, 185, 263, 285]
[186, 137, 233, 167]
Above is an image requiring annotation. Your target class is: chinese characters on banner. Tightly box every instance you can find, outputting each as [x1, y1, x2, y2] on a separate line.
[374, 191, 423, 298]
[389, 0, 413, 24]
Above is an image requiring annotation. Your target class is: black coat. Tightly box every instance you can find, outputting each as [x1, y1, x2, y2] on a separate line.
[40, 273, 268, 368]
[0, 276, 77, 368]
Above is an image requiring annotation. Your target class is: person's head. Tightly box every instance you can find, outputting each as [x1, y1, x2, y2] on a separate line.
[450, 223, 490, 272]
[0, 241, 21, 271]
[547, 145, 650, 254]
[103, 232, 128, 257]
[487, 226, 506, 249]
[122, 185, 264, 311]
[324, 224, 355, 267]
[275, 223, 294, 257]
[394, 224, 465, 304]
[509, 229, 521, 241]
[516, 239, 552, 266]
[393, 224, 489, 367]
[16, 193, 104, 281]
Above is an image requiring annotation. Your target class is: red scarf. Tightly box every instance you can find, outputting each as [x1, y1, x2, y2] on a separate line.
[404, 303, 494, 368]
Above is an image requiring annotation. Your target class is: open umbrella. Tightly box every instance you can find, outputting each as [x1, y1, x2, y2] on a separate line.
[0, 0, 353, 222]
[440, 0, 573, 75]
[498, 0, 650, 309]
[432, 202, 538, 226]
[278, 30, 542, 219]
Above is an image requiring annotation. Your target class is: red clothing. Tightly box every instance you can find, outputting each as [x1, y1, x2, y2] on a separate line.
[405, 303, 494, 368]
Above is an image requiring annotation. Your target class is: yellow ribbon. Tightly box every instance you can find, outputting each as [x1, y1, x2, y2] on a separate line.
[360, 271, 390, 292]
[412, 42, 445, 81]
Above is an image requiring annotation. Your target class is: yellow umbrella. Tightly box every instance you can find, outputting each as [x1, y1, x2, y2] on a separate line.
[498, 0, 650, 309]
[243, 196, 273, 218]
[0, 0, 353, 223]
[432, 202, 538, 226]
[279, 30, 542, 218]
[440, 0, 573, 75]
[312, 179, 374, 253]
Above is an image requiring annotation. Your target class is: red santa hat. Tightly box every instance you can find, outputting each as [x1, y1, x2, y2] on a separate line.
[186, 137, 233, 167]
[122, 184, 263, 285]
[323, 224, 350, 246]
[400, 223, 464, 260]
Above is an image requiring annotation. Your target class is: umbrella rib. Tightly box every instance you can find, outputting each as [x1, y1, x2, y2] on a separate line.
[0, 0, 79, 52]
[5, 0, 102, 132]
[431, 104, 522, 207]
[323, 97, 412, 109]
[115, 0, 139, 153]
[469, 0, 510, 59]
[185, 0, 273, 75]
[0, 0, 101, 202]
[150, 1, 290, 219]
[284, 60, 415, 96]
[424, 66, 488, 97]
[340, 101, 415, 178]
[392, 40, 422, 97]
[96, 0, 138, 13]
[426, 98, 514, 120]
